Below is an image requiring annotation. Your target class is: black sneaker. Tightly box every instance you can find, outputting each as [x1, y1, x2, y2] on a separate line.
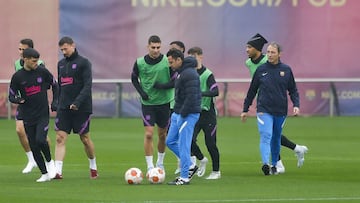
[262, 164, 270, 176]
[167, 178, 190, 185]
[188, 165, 199, 180]
[271, 166, 278, 175]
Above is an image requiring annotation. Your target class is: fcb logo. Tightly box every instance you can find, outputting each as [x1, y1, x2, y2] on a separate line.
[72, 64, 77, 69]
[305, 90, 316, 101]
[37, 77, 42, 83]
[280, 71, 285, 77]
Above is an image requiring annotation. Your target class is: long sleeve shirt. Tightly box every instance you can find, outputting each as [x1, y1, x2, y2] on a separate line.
[243, 61, 299, 116]
[57, 50, 92, 113]
[9, 65, 58, 123]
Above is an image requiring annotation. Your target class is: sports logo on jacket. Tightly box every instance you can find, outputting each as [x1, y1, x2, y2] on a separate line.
[61, 77, 74, 86]
[280, 71, 285, 77]
[25, 85, 41, 96]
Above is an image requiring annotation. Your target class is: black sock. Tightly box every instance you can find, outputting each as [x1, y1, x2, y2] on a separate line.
[281, 134, 296, 150]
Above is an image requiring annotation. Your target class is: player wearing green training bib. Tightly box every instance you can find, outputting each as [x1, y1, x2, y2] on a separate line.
[188, 46, 221, 180]
[136, 56, 173, 105]
[245, 54, 267, 77]
[131, 35, 176, 172]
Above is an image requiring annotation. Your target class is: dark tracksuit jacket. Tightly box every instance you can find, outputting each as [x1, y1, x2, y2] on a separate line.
[57, 49, 92, 113]
[243, 61, 299, 116]
[9, 65, 58, 124]
[9, 65, 58, 174]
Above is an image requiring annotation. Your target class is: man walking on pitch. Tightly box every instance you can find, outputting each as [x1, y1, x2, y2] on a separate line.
[244, 33, 308, 172]
[13, 38, 51, 174]
[166, 49, 201, 185]
[54, 36, 98, 179]
[188, 46, 221, 180]
[241, 42, 301, 175]
[9, 48, 57, 182]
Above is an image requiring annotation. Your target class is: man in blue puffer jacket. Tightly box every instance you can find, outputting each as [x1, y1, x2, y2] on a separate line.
[166, 49, 201, 185]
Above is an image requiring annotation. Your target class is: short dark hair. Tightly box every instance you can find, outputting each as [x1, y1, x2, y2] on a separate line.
[166, 48, 184, 61]
[23, 48, 40, 59]
[170, 41, 185, 53]
[20, 39, 34, 48]
[59, 36, 74, 46]
[187, 46, 203, 55]
[148, 35, 161, 44]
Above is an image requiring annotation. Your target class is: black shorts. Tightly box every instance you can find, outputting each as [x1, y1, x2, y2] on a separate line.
[141, 103, 170, 128]
[55, 110, 91, 135]
[15, 105, 24, 121]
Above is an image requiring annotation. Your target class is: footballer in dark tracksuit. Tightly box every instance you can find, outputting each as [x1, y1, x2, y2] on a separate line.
[54, 36, 98, 180]
[9, 48, 58, 180]
[191, 65, 220, 174]
[242, 59, 299, 175]
[14, 58, 44, 121]
[55, 49, 93, 134]
[166, 49, 201, 185]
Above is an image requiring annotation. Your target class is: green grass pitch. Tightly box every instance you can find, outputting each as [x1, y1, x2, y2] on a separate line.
[0, 116, 359, 203]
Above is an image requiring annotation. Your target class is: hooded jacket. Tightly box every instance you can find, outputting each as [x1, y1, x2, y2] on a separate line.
[173, 56, 202, 117]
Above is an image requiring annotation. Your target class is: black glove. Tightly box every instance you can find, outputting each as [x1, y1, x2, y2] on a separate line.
[153, 82, 161, 89]
[51, 101, 58, 112]
[140, 92, 149, 100]
[14, 95, 25, 104]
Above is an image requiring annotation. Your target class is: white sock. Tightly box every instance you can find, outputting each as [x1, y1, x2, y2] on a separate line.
[26, 151, 35, 163]
[190, 156, 197, 168]
[294, 145, 300, 152]
[145, 156, 154, 169]
[55, 160, 63, 175]
[156, 152, 165, 165]
[89, 157, 97, 170]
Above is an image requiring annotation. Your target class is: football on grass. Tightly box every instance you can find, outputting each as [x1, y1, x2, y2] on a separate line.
[146, 167, 165, 184]
[125, 167, 143, 184]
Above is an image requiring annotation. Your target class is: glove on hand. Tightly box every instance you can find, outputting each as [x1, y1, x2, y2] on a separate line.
[140, 92, 149, 100]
